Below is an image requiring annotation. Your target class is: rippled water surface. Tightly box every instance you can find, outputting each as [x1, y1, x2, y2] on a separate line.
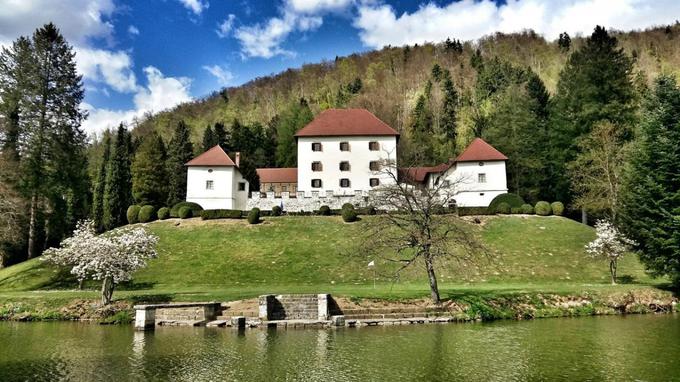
[0, 314, 678, 381]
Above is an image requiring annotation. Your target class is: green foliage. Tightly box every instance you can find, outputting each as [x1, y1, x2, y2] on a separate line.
[91, 132, 112, 231]
[271, 205, 282, 216]
[157, 207, 170, 220]
[558, 32, 571, 52]
[489, 193, 525, 212]
[247, 208, 261, 224]
[551, 202, 565, 216]
[138, 205, 157, 223]
[457, 207, 494, 216]
[170, 202, 203, 218]
[131, 133, 167, 206]
[276, 98, 313, 167]
[200, 209, 242, 220]
[496, 202, 512, 214]
[126, 205, 141, 225]
[620, 75, 680, 286]
[521, 204, 534, 214]
[318, 205, 331, 216]
[341, 204, 358, 223]
[165, 120, 194, 206]
[202, 125, 215, 152]
[341, 203, 354, 211]
[104, 124, 133, 230]
[535, 201, 552, 216]
[510, 207, 522, 214]
[178, 206, 192, 219]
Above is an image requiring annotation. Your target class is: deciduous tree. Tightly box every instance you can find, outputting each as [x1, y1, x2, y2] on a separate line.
[585, 220, 635, 285]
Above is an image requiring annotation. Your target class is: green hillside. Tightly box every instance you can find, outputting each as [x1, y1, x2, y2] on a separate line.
[0, 216, 658, 304]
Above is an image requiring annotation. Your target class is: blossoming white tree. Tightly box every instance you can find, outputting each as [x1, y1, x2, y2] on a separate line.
[585, 220, 635, 285]
[43, 220, 158, 305]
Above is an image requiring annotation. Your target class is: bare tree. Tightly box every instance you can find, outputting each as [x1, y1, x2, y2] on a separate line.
[364, 159, 485, 304]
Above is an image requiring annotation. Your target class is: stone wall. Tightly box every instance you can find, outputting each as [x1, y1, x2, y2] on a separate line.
[259, 294, 331, 320]
[247, 190, 381, 212]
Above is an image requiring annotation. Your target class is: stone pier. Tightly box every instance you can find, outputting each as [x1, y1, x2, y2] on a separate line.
[134, 302, 222, 330]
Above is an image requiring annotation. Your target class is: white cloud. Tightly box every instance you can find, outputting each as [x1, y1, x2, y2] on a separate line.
[178, 0, 208, 15]
[216, 14, 236, 38]
[81, 66, 192, 134]
[287, 0, 353, 14]
[76, 48, 138, 93]
[354, 0, 680, 48]
[128, 25, 140, 36]
[202, 64, 234, 86]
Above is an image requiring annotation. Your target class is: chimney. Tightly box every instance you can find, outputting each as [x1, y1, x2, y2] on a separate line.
[235, 152, 241, 167]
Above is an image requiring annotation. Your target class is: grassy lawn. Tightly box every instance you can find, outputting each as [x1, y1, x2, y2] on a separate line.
[0, 215, 665, 306]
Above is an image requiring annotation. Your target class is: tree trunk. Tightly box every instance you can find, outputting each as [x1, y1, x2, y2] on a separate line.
[581, 208, 588, 225]
[610, 259, 617, 285]
[101, 277, 114, 305]
[27, 195, 38, 259]
[425, 255, 441, 304]
[78, 279, 84, 290]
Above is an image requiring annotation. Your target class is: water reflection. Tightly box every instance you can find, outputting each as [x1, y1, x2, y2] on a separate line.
[0, 314, 678, 381]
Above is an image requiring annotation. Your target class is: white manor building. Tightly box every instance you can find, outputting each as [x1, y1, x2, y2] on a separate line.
[186, 108, 508, 210]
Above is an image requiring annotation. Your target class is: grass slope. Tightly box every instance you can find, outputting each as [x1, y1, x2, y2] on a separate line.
[0, 216, 658, 305]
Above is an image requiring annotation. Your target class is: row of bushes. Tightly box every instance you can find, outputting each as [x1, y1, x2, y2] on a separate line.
[495, 200, 564, 216]
[127, 202, 204, 224]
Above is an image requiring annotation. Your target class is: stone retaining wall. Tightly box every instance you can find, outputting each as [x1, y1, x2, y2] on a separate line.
[247, 191, 374, 212]
[259, 294, 330, 320]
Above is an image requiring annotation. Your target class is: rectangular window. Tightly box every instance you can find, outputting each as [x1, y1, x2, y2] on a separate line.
[340, 142, 350, 151]
[312, 142, 322, 152]
[238, 182, 246, 191]
[206, 180, 214, 190]
[369, 161, 381, 171]
[281, 185, 287, 192]
[478, 173, 487, 183]
[369, 178, 380, 187]
[339, 161, 350, 171]
[368, 141, 380, 151]
[340, 178, 351, 188]
[311, 179, 322, 188]
[312, 161, 323, 171]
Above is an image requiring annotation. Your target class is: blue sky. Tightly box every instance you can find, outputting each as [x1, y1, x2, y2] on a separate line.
[1, 0, 678, 134]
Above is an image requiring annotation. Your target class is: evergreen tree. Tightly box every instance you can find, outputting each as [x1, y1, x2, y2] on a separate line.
[431, 64, 443, 82]
[202, 125, 215, 152]
[440, 70, 459, 143]
[275, 98, 313, 167]
[92, 132, 112, 231]
[620, 75, 680, 286]
[103, 124, 133, 229]
[558, 32, 571, 52]
[213, 122, 229, 150]
[132, 133, 167, 206]
[408, 94, 436, 165]
[166, 120, 194, 206]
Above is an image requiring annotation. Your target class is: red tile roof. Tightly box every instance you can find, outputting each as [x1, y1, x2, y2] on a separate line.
[185, 145, 236, 166]
[295, 109, 399, 137]
[256, 168, 298, 183]
[399, 163, 452, 183]
[455, 138, 508, 162]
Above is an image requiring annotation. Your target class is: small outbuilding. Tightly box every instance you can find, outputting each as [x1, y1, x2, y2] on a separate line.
[185, 145, 249, 210]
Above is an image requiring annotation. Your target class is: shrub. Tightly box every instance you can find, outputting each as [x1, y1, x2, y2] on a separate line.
[138, 205, 157, 223]
[341, 203, 354, 211]
[342, 207, 358, 223]
[178, 206, 192, 219]
[200, 209, 242, 220]
[496, 202, 511, 214]
[457, 207, 494, 216]
[170, 202, 203, 218]
[318, 205, 331, 216]
[247, 208, 261, 224]
[551, 202, 565, 216]
[535, 201, 552, 216]
[365, 205, 377, 215]
[511, 207, 522, 214]
[521, 204, 534, 214]
[488, 193, 525, 213]
[127, 205, 141, 224]
[271, 205, 282, 216]
[157, 207, 170, 220]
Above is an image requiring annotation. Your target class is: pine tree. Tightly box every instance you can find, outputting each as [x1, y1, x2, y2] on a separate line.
[407, 94, 436, 165]
[202, 125, 215, 152]
[558, 32, 571, 52]
[620, 75, 680, 286]
[431, 64, 442, 82]
[166, 120, 194, 207]
[276, 98, 313, 167]
[440, 70, 458, 143]
[92, 132, 112, 231]
[103, 124, 133, 229]
[132, 133, 167, 206]
[213, 122, 229, 150]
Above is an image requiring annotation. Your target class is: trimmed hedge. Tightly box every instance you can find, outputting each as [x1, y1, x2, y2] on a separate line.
[170, 202, 203, 218]
[488, 193, 525, 213]
[510, 207, 522, 214]
[342, 207, 358, 223]
[178, 206, 192, 219]
[341, 203, 354, 211]
[200, 209, 242, 220]
[247, 208, 261, 224]
[457, 207, 494, 216]
[138, 205, 157, 223]
[521, 204, 534, 214]
[497, 202, 511, 214]
[535, 201, 552, 216]
[127, 205, 141, 224]
[318, 205, 331, 216]
[157, 207, 170, 220]
[271, 205, 282, 216]
[551, 202, 565, 216]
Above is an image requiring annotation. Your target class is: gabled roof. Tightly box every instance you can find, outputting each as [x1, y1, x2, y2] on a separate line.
[185, 145, 236, 166]
[256, 168, 298, 183]
[455, 138, 508, 162]
[295, 109, 399, 137]
[398, 163, 452, 183]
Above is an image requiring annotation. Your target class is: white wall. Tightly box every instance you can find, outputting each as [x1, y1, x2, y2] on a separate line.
[186, 166, 249, 210]
[297, 136, 398, 194]
[434, 160, 508, 207]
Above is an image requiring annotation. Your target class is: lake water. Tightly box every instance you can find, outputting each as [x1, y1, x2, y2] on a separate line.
[0, 314, 678, 381]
